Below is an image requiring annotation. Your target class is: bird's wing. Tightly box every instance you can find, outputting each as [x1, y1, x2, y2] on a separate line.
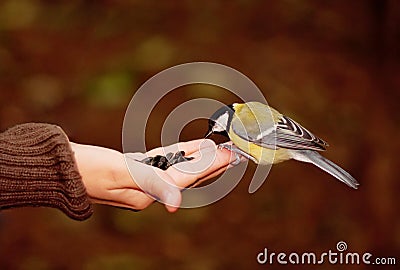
[272, 115, 328, 151]
[232, 111, 328, 151]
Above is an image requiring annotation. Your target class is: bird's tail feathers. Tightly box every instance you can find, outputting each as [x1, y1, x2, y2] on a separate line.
[292, 150, 359, 189]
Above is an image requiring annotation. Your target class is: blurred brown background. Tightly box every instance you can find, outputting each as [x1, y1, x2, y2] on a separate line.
[0, 1, 399, 269]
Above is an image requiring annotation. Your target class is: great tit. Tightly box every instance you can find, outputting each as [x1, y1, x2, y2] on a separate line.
[205, 101, 359, 189]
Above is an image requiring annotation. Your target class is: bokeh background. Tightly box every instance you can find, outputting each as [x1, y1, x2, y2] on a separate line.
[0, 0, 399, 269]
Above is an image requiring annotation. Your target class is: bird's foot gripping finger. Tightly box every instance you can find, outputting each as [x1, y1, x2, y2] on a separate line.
[140, 151, 194, 170]
[218, 143, 257, 165]
[218, 143, 241, 165]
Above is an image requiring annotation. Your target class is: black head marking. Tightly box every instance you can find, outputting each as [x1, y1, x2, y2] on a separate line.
[205, 104, 234, 138]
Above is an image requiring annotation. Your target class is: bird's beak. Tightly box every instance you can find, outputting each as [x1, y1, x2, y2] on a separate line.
[204, 130, 213, 139]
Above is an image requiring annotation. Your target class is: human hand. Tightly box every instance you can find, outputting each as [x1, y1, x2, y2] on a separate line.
[70, 139, 236, 212]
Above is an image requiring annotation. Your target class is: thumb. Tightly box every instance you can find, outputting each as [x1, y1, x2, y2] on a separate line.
[141, 171, 182, 212]
[125, 156, 182, 212]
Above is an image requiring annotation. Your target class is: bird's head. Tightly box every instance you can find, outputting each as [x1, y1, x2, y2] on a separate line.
[205, 104, 235, 139]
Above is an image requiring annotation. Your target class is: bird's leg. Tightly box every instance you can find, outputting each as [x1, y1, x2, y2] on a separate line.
[218, 143, 257, 164]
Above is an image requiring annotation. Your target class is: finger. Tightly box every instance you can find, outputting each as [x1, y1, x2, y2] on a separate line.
[167, 146, 236, 188]
[198, 163, 232, 182]
[124, 152, 147, 161]
[147, 139, 216, 157]
[189, 165, 229, 188]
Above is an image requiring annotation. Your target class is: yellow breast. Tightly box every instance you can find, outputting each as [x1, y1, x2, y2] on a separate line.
[228, 128, 292, 165]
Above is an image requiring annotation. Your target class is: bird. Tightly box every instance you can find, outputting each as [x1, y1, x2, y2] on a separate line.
[205, 101, 359, 189]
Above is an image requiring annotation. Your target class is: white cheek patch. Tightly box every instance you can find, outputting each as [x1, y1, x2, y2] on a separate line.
[213, 112, 229, 132]
[213, 123, 225, 132]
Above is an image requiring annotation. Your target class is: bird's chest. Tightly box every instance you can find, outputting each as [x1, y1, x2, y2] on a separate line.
[228, 129, 291, 165]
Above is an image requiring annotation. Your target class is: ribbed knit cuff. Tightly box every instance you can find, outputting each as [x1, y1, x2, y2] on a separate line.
[0, 123, 93, 221]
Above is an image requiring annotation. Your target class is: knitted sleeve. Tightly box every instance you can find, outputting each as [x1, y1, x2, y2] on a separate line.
[0, 123, 93, 221]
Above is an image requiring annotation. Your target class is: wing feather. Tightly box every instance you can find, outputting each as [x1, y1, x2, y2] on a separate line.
[274, 115, 328, 151]
[231, 107, 328, 151]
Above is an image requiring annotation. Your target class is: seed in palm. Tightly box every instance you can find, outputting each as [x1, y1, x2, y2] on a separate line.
[140, 151, 194, 170]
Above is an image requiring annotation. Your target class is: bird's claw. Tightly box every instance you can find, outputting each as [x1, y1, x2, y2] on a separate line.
[218, 142, 258, 164]
[218, 143, 246, 165]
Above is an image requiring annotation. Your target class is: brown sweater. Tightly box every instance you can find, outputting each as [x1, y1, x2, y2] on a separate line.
[0, 123, 93, 221]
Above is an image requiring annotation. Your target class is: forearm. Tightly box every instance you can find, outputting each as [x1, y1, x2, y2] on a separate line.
[0, 123, 93, 221]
